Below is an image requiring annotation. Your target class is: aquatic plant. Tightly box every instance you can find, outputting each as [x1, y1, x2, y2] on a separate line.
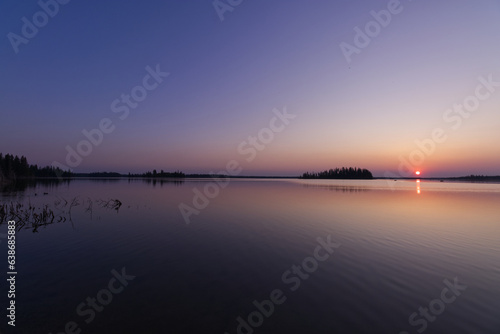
[0, 197, 122, 232]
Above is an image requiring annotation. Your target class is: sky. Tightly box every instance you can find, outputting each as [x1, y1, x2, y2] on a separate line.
[1, 0, 499, 177]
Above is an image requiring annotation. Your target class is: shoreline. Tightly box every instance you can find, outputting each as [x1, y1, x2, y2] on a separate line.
[4, 176, 500, 184]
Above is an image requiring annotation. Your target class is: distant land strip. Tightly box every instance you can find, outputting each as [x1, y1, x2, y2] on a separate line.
[1, 153, 499, 184]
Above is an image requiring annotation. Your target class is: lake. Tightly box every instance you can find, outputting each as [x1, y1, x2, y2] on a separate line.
[1, 178, 499, 334]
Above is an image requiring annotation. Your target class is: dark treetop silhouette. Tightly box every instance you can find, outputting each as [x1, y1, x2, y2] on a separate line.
[301, 167, 373, 179]
[0, 153, 70, 183]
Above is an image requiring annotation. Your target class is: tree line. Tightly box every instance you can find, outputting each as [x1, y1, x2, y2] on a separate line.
[301, 167, 373, 179]
[0, 153, 188, 182]
[451, 175, 500, 182]
[128, 170, 185, 178]
[0, 153, 71, 182]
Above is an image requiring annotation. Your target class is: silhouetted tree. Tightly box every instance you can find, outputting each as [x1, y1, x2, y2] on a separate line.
[129, 169, 185, 178]
[0, 153, 71, 182]
[301, 167, 373, 179]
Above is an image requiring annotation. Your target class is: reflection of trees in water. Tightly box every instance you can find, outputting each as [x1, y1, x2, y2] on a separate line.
[301, 183, 371, 193]
[0, 177, 185, 194]
[0, 196, 122, 233]
[137, 178, 185, 186]
[0, 178, 72, 194]
[86, 178, 121, 183]
[0, 177, 184, 232]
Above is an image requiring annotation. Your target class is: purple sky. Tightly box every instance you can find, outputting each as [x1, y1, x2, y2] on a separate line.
[1, 0, 499, 177]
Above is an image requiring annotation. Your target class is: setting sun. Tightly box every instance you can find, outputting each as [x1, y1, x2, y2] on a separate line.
[415, 171, 421, 176]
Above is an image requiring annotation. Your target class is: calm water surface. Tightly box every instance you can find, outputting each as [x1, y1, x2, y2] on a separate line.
[1, 179, 499, 334]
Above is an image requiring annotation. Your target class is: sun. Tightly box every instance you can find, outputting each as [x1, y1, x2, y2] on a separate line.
[415, 171, 421, 176]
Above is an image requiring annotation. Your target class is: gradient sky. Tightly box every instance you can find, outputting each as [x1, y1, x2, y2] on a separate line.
[1, 0, 500, 177]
